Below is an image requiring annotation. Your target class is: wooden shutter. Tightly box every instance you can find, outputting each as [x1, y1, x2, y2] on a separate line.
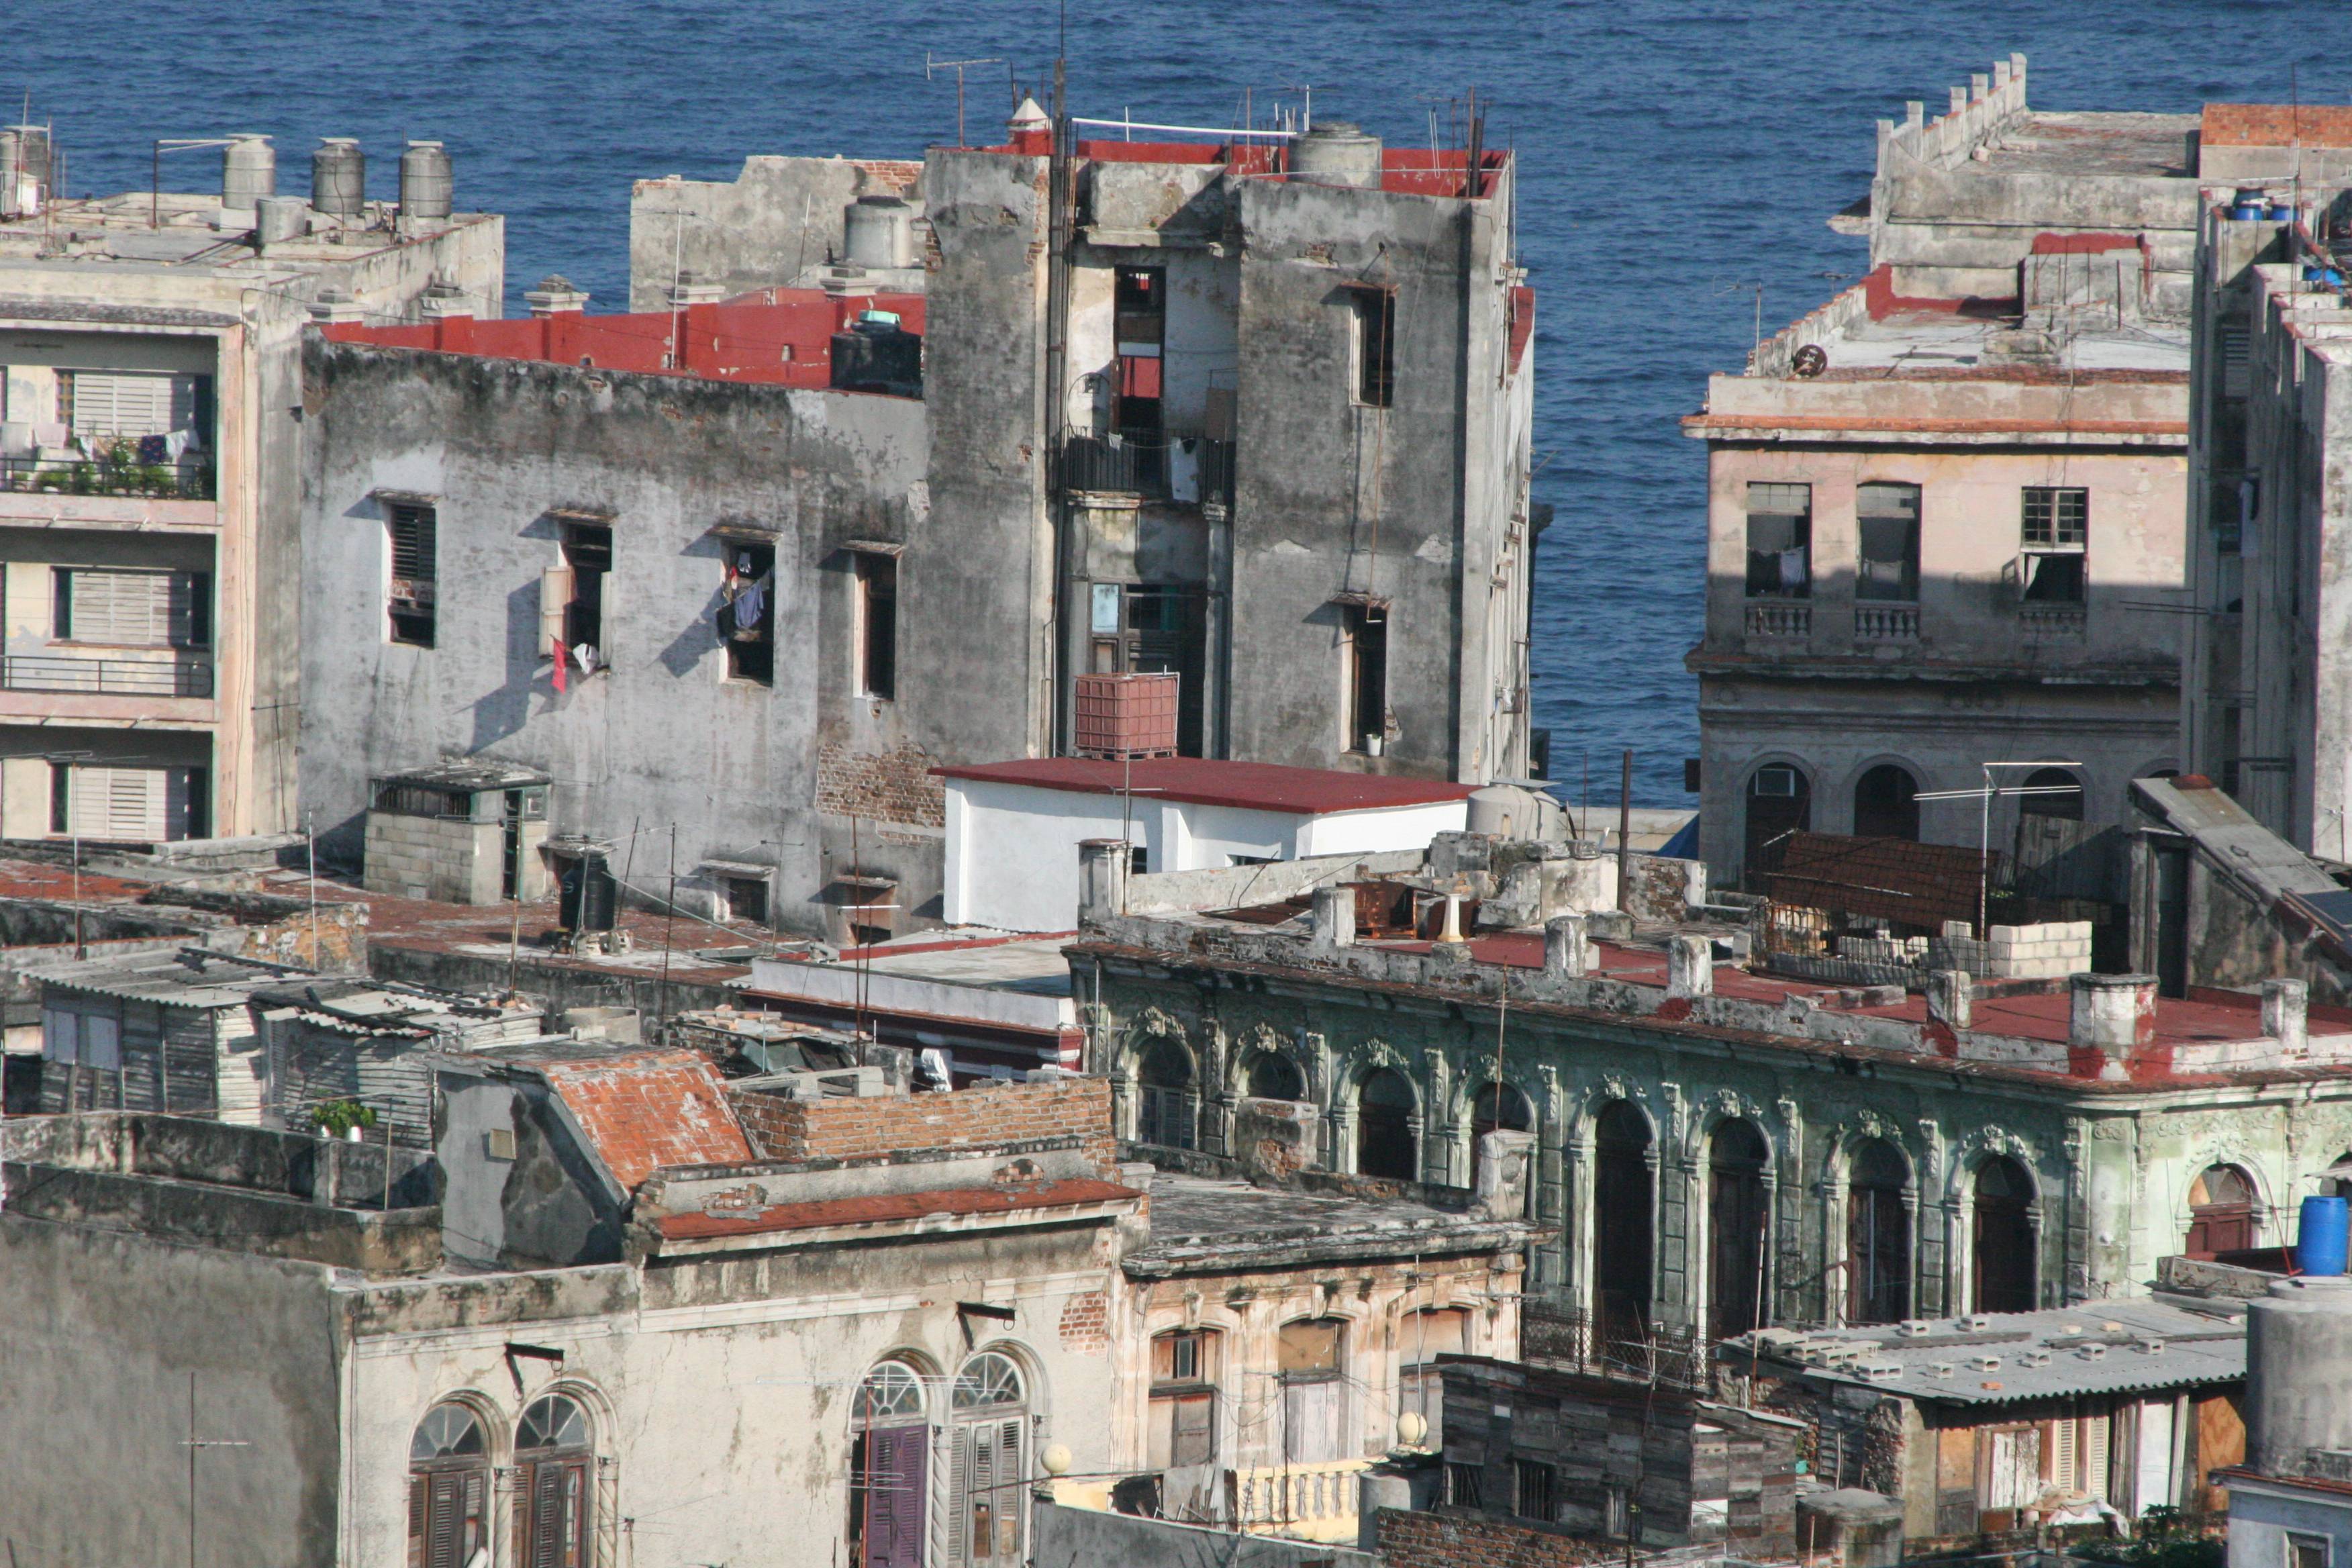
[1171, 1391, 1214, 1467]
[68, 371, 181, 438]
[2084, 1408, 2112, 1502]
[70, 766, 168, 841]
[992, 1418, 1023, 1563]
[66, 569, 175, 646]
[948, 1425, 971, 1567]
[2221, 322, 2252, 398]
[867, 1426, 927, 1568]
[428, 1471, 466, 1568]
[540, 566, 574, 656]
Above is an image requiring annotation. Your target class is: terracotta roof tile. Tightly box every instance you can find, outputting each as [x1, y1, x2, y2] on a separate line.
[532, 1048, 752, 1189]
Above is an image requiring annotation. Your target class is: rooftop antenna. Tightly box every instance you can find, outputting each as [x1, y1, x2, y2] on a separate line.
[927, 53, 1007, 149]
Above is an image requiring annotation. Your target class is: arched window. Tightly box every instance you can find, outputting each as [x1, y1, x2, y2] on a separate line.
[2019, 766, 2084, 822]
[1469, 1081, 1534, 1190]
[1745, 763, 1812, 875]
[408, 1402, 489, 1568]
[1593, 1101, 1654, 1355]
[1136, 1039, 1195, 1150]
[1846, 1140, 1911, 1325]
[1247, 1051, 1306, 1101]
[516, 1394, 593, 1568]
[1400, 1306, 1470, 1444]
[1708, 1119, 1771, 1342]
[2186, 1165, 2257, 1258]
[1853, 765, 1921, 842]
[850, 1363, 929, 1568]
[1357, 1069, 1418, 1181]
[1148, 1328, 1221, 1488]
[951, 1353, 1028, 1568]
[1973, 1157, 2037, 1313]
[1277, 1318, 1349, 1464]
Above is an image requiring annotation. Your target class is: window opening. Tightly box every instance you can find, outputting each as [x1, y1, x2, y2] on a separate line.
[1400, 1307, 1469, 1444]
[1743, 763, 1811, 875]
[1745, 483, 1811, 599]
[2186, 1164, 2257, 1258]
[1136, 1038, 1195, 1150]
[1343, 603, 1389, 755]
[950, 1354, 1027, 1568]
[856, 552, 897, 700]
[1357, 1067, 1417, 1181]
[720, 544, 775, 685]
[1148, 1330, 1220, 1471]
[1514, 1459, 1557, 1522]
[1114, 266, 1167, 466]
[2018, 765, 2084, 822]
[1856, 483, 1920, 602]
[408, 1402, 490, 1568]
[1847, 1139, 1911, 1324]
[852, 1363, 929, 1568]
[1246, 1050, 1306, 1101]
[1594, 1101, 1655, 1355]
[516, 1394, 593, 1568]
[1853, 764, 1921, 842]
[2290, 1536, 2332, 1568]
[1091, 583, 1206, 756]
[2021, 487, 2088, 604]
[54, 762, 204, 842]
[1446, 1462, 1483, 1508]
[387, 503, 438, 647]
[1972, 1156, 2036, 1313]
[1708, 1118, 1771, 1342]
[543, 522, 609, 672]
[1277, 1319, 1347, 1463]
[723, 875, 770, 928]
[1350, 287, 1395, 407]
[53, 567, 209, 650]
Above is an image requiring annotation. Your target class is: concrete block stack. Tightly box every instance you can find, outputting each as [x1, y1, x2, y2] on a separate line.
[1983, 920, 2092, 979]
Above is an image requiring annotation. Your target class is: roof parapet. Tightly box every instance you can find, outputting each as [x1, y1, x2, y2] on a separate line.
[1879, 52, 2029, 173]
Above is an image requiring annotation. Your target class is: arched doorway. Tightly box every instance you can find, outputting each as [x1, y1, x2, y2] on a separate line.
[1708, 1119, 1771, 1342]
[951, 1352, 1030, 1568]
[850, 1362, 929, 1568]
[1592, 1102, 1654, 1355]
[1247, 1051, 1306, 1101]
[516, 1393, 595, 1568]
[1136, 1038, 1195, 1150]
[1744, 763, 1811, 875]
[1853, 765, 1921, 842]
[407, 1402, 490, 1568]
[2186, 1165, 2257, 1257]
[1846, 1140, 1911, 1325]
[1468, 1081, 1534, 1191]
[2019, 766, 2085, 821]
[1357, 1069, 1418, 1181]
[1973, 1157, 2037, 1312]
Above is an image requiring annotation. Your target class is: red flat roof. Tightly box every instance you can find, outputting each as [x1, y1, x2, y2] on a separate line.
[932, 758, 1476, 816]
[654, 1177, 1137, 1240]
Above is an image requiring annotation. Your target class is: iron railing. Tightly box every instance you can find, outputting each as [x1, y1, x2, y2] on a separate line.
[0, 454, 215, 502]
[1521, 1300, 1712, 1391]
[1063, 433, 1235, 507]
[0, 654, 213, 698]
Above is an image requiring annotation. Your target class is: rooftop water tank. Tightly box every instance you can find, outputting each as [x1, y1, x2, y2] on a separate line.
[222, 135, 275, 216]
[844, 195, 916, 270]
[2249, 1275, 2352, 1473]
[399, 140, 453, 221]
[311, 138, 365, 217]
[1291, 121, 1382, 190]
[255, 195, 307, 249]
[1468, 784, 1566, 842]
[0, 126, 52, 219]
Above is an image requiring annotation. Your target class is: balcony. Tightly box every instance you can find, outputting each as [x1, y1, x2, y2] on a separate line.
[1, 454, 215, 502]
[1063, 433, 1235, 507]
[1744, 601, 1811, 638]
[2017, 603, 2087, 640]
[1854, 604, 1919, 642]
[1, 654, 213, 699]
[1226, 1457, 1370, 1544]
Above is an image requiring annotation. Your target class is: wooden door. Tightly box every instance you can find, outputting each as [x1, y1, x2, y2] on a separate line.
[863, 1424, 928, 1568]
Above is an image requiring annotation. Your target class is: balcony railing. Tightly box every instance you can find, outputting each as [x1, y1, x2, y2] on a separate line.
[0, 454, 215, 502]
[1063, 433, 1235, 507]
[2018, 602, 2087, 639]
[1, 654, 213, 698]
[1744, 601, 1811, 638]
[1521, 1300, 1712, 1391]
[1227, 1457, 1370, 1543]
[1854, 604, 1919, 641]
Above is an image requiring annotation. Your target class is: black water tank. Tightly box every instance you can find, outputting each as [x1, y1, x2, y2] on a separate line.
[559, 852, 617, 932]
[830, 326, 922, 396]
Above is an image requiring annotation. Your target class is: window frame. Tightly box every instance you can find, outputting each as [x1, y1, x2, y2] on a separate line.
[2289, 1534, 2332, 1568]
[385, 503, 438, 648]
[1148, 1328, 1221, 1471]
[1743, 483, 1813, 600]
[854, 550, 898, 701]
[1513, 1457, 1557, 1522]
[1348, 285, 1397, 408]
[2021, 487, 2089, 552]
[1855, 482, 1921, 604]
[1340, 601, 1389, 754]
[720, 542, 776, 687]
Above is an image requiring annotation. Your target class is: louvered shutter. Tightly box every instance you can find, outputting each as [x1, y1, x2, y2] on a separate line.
[429, 1471, 465, 1568]
[2084, 1410, 2112, 1501]
[865, 1426, 927, 1568]
[947, 1426, 971, 1567]
[2052, 1416, 2078, 1492]
[408, 1475, 428, 1563]
[68, 372, 183, 438]
[2221, 323, 2252, 398]
[66, 570, 175, 646]
[529, 1463, 564, 1568]
[70, 767, 168, 841]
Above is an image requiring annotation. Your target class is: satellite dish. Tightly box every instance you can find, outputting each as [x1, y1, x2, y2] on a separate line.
[1791, 344, 1829, 378]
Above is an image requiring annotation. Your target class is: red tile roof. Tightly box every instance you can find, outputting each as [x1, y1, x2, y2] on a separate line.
[654, 1177, 1138, 1240]
[527, 1048, 752, 1190]
[931, 757, 1476, 816]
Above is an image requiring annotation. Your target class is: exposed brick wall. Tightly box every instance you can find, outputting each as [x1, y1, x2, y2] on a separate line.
[1058, 1290, 1109, 1355]
[726, 1077, 1116, 1171]
[815, 742, 945, 829]
[1374, 1510, 1623, 1567]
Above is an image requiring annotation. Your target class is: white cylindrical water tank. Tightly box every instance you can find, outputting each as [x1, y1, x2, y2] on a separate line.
[222, 135, 275, 215]
[2249, 1276, 2352, 1473]
[844, 196, 915, 269]
[311, 138, 365, 217]
[1468, 784, 1565, 842]
[399, 140, 453, 220]
[1290, 121, 1383, 189]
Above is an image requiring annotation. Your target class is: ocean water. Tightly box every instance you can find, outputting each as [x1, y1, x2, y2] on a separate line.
[11, 0, 2339, 805]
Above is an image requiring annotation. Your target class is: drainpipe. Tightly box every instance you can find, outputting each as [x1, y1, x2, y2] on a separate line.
[1044, 64, 1077, 754]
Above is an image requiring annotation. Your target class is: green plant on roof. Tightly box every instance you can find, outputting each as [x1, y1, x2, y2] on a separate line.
[310, 1098, 379, 1138]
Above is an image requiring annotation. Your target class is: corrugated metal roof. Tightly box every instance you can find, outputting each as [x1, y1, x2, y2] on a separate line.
[34, 952, 287, 1010]
[1730, 1300, 2244, 1406]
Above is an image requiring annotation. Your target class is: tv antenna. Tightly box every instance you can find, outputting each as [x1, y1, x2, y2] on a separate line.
[928, 54, 1009, 149]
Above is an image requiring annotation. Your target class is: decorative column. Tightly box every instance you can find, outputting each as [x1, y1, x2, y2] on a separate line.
[1533, 1065, 1568, 1297]
[1423, 1046, 1455, 1187]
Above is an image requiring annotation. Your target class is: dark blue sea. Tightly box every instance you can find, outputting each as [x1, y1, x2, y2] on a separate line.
[13, 1, 2338, 806]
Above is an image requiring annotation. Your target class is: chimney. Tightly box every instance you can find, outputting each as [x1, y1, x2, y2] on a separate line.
[2068, 973, 2157, 1079]
[1310, 884, 1356, 950]
[1544, 914, 1589, 978]
[669, 272, 727, 309]
[418, 279, 474, 322]
[1077, 838, 1128, 926]
[1008, 96, 1052, 156]
[2265, 979, 2310, 1056]
[1667, 934, 1714, 999]
[525, 273, 589, 317]
[308, 289, 367, 327]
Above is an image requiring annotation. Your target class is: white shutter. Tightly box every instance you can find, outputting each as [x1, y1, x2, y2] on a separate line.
[2134, 1399, 2175, 1516]
[81, 1013, 119, 1071]
[540, 567, 574, 657]
[69, 372, 184, 438]
[70, 766, 167, 841]
[40, 1008, 78, 1064]
[2083, 1411, 2112, 1502]
[67, 570, 175, 646]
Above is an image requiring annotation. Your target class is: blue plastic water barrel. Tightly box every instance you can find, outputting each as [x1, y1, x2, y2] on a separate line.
[2298, 1195, 2349, 1275]
[2270, 202, 2296, 221]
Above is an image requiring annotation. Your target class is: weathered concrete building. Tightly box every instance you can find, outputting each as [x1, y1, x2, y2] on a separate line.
[0, 130, 500, 843]
[2178, 111, 2352, 847]
[1688, 57, 2197, 887]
